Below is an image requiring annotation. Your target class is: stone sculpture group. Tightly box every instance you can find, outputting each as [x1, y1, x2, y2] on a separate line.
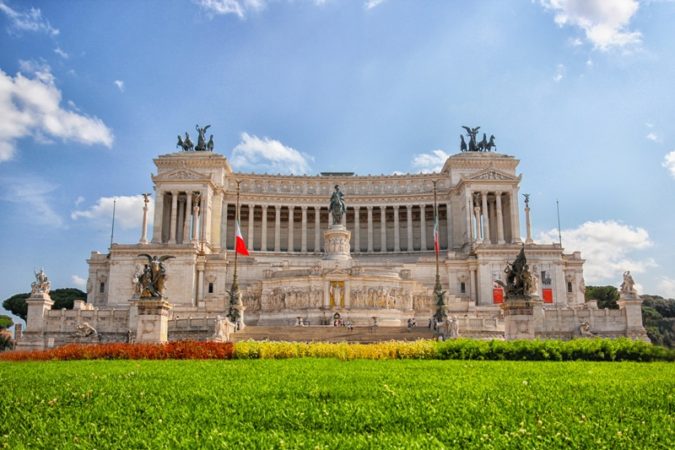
[460, 126, 496, 152]
[177, 124, 214, 152]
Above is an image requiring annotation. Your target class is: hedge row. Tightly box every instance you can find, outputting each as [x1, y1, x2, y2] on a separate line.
[2, 338, 674, 362]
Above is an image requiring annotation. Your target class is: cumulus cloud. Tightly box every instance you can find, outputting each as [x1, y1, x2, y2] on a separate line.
[0, 175, 64, 227]
[540, 0, 641, 50]
[0, 63, 113, 162]
[411, 149, 449, 173]
[230, 132, 313, 175]
[365, 0, 387, 9]
[646, 132, 661, 143]
[0, 1, 59, 36]
[71, 275, 86, 289]
[71, 195, 153, 230]
[53, 47, 69, 59]
[537, 220, 655, 284]
[196, 0, 386, 18]
[194, 0, 265, 18]
[662, 151, 675, 178]
[553, 63, 566, 82]
[113, 80, 125, 92]
[656, 277, 675, 299]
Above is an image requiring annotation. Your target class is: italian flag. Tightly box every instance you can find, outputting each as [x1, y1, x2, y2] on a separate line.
[433, 213, 440, 256]
[235, 219, 249, 256]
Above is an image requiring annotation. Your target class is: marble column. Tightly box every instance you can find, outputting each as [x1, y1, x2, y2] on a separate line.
[248, 204, 255, 251]
[314, 206, 321, 252]
[288, 206, 294, 252]
[496, 193, 505, 244]
[191, 195, 200, 243]
[511, 189, 522, 243]
[393, 205, 400, 252]
[261, 205, 268, 251]
[140, 195, 150, 244]
[367, 206, 374, 253]
[301, 206, 308, 253]
[380, 206, 387, 252]
[200, 191, 208, 244]
[151, 190, 164, 243]
[420, 205, 427, 251]
[481, 192, 490, 244]
[184, 193, 193, 245]
[465, 190, 473, 242]
[274, 205, 281, 252]
[169, 191, 178, 244]
[446, 201, 453, 251]
[406, 204, 413, 251]
[176, 196, 185, 244]
[473, 205, 481, 242]
[354, 207, 360, 252]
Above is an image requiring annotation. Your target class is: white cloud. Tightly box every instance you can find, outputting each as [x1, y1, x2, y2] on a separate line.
[656, 277, 675, 299]
[662, 151, 675, 178]
[195, 0, 266, 18]
[71, 195, 153, 231]
[646, 132, 661, 143]
[540, 0, 641, 51]
[411, 149, 449, 173]
[71, 275, 86, 289]
[113, 80, 125, 92]
[0, 1, 59, 36]
[365, 0, 387, 9]
[53, 47, 69, 59]
[0, 175, 64, 227]
[537, 220, 655, 284]
[0, 64, 113, 162]
[74, 195, 85, 206]
[231, 132, 313, 175]
[553, 63, 566, 82]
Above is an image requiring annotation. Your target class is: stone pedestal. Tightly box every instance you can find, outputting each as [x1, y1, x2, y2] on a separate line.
[618, 294, 649, 341]
[502, 297, 539, 340]
[134, 299, 172, 343]
[323, 225, 351, 261]
[25, 292, 53, 332]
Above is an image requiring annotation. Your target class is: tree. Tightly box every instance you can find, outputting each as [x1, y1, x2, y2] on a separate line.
[641, 295, 675, 349]
[0, 315, 13, 330]
[585, 285, 620, 309]
[2, 288, 87, 321]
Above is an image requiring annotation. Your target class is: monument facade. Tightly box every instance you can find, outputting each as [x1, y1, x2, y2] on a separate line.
[16, 128, 648, 348]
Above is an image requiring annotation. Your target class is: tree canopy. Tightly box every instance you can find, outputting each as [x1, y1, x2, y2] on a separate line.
[2, 288, 87, 321]
[0, 315, 13, 330]
[585, 285, 620, 309]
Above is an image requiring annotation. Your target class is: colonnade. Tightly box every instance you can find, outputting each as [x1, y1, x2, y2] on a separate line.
[151, 190, 207, 245]
[222, 203, 453, 254]
[467, 190, 520, 244]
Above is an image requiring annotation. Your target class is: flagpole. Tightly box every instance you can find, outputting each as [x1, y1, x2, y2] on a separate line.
[228, 180, 242, 323]
[432, 180, 446, 323]
[232, 180, 240, 293]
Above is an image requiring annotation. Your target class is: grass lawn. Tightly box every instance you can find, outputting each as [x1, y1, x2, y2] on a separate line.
[1, 359, 673, 449]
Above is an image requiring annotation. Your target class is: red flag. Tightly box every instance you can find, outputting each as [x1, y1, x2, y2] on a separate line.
[433, 213, 440, 256]
[235, 219, 249, 256]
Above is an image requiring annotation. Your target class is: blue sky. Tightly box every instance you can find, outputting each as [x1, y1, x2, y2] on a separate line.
[1, 0, 674, 322]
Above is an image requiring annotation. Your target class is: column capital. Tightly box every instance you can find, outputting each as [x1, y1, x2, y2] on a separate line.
[367, 205, 373, 211]
[301, 205, 308, 211]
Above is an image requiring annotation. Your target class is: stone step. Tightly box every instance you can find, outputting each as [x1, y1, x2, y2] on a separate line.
[231, 326, 435, 343]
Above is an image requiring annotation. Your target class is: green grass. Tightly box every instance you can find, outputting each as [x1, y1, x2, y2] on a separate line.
[1, 360, 673, 449]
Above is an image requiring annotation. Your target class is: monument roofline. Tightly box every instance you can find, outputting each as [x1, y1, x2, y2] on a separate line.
[154, 151, 233, 173]
[441, 151, 519, 173]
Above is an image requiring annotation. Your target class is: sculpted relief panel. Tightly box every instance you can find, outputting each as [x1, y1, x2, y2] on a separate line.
[261, 287, 323, 311]
[350, 287, 413, 310]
